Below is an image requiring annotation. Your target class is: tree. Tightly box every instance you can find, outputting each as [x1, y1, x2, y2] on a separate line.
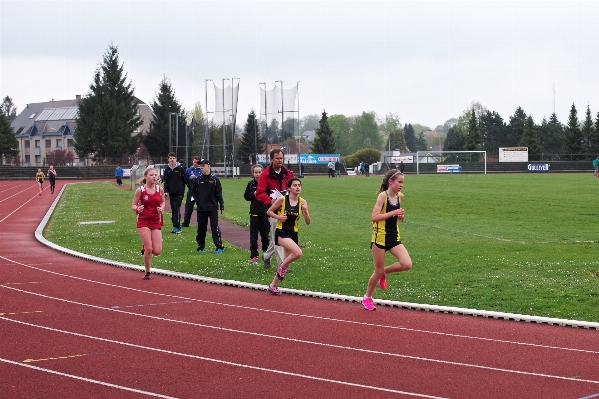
[382, 113, 407, 152]
[74, 44, 142, 161]
[507, 107, 527, 147]
[479, 111, 506, 155]
[443, 126, 465, 151]
[519, 116, 542, 160]
[465, 107, 482, 151]
[562, 103, 583, 156]
[404, 123, 417, 152]
[539, 113, 563, 155]
[311, 111, 336, 153]
[188, 101, 206, 158]
[591, 111, 599, 156]
[143, 76, 185, 159]
[1, 96, 17, 122]
[300, 114, 320, 134]
[581, 104, 593, 154]
[237, 110, 264, 163]
[343, 147, 381, 167]
[46, 148, 75, 166]
[328, 114, 351, 155]
[350, 112, 383, 152]
[0, 111, 19, 159]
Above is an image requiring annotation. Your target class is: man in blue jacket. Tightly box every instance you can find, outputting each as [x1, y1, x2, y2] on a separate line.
[182, 156, 202, 227]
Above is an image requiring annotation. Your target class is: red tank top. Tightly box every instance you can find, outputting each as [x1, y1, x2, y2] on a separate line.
[136, 185, 163, 229]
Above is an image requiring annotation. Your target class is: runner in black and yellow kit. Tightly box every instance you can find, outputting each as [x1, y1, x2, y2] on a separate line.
[265, 178, 311, 295]
[362, 169, 413, 310]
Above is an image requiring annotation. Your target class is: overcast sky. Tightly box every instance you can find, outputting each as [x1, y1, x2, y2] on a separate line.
[2, 0, 599, 130]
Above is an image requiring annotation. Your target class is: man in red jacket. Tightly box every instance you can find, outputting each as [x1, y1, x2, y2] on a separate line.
[255, 149, 295, 268]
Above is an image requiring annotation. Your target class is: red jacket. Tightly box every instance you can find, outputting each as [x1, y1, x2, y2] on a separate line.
[255, 164, 295, 206]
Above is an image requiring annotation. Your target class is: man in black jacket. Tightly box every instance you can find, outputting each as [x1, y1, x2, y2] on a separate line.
[162, 152, 190, 234]
[191, 159, 225, 253]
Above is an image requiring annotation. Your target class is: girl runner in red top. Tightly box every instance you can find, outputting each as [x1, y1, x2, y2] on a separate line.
[131, 167, 165, 280]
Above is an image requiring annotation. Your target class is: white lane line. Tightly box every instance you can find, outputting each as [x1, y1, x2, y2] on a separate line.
[0, 317, 448, 399]
[1, 255, 598, 356]
[0, 357, 178, 399]
[0, 185, 36, 203]
[0, 192, 46, 223]
[2, 285, 599, 387]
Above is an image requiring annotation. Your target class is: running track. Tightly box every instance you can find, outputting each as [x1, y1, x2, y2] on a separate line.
[1, 179, 598, 399]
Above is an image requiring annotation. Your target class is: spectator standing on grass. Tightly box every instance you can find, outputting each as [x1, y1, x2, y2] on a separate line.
[244, 164, 270, 265]
[593, 156, 599, 178]
[35, 168, 45, 196]
[399, 161, 405, 174]
[265, 178, 311, 295]
[328, 160, 335, 178]
[191, 159, 225, 254]
[335, 160, 341, 177]
[132, 167, 165, 280]
[362, 169, 412, 310]
[364, 161, 370, 177]
[255, 149, 295, 268]
[182, 156, 202, 227]
[47, 165, 57, 194]
[162, 152, 190, 234]
[115, 164, 124, 186]
[359, 161, 365, 175]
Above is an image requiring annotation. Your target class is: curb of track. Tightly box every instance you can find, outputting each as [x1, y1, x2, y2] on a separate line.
[35, 184, 599, 330]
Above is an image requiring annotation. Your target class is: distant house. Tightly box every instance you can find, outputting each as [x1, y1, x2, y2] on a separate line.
[11, 95, 153, 167]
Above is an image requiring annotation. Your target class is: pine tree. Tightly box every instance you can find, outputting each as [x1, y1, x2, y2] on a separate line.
[143, 76, 185, 159]
[479, 110, 506, 155]
[237, 110, 264, 163]
[562, 103, 583, 156]
[1, 96, 17, 122]
[311, 111, 336, 153]
[581, 104, 593, 153]
[0, 110, 19, 159]
[465, 107, 482, 151]
[404, 123, 416, 152]
[519, 116, 542, 160]
[443, 126, 465, 151]
[591, 111, 599, 156]
[539, 113, 563, 155]
[507, 107, 527, 147]
[383, 113, 406, 152]
[74, 44, 142, 160]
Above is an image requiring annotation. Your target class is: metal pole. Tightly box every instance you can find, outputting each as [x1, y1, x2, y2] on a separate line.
[260, 82, 266, 158]
[185, 120, 188, 166]
[297, 81, 301, 174]
[175, 113, 179, 158]
[222, 78, 229, 172]
[169, 113, 172, 154]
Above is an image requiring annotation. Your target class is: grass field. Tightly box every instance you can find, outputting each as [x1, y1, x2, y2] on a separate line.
[43, 173, 599, 322]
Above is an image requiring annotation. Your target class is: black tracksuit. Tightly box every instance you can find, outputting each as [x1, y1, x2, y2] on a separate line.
[191, 173, 224, 250]
[244, 178, 269, 259]
[163, 163, 190, 230]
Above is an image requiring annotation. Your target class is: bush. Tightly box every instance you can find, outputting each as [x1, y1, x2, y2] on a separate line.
[342, 148, 381, 167]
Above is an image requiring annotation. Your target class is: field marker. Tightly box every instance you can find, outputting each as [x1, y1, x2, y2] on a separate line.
[79, 220, 115, 225]
[23, 353, 86, 363]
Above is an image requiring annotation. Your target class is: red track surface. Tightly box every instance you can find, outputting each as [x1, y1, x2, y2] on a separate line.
[1, 179, 599, 399]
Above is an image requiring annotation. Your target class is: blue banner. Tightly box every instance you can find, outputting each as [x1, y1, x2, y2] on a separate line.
[527, 163, 550, 172]
[299, 154, 340, 165]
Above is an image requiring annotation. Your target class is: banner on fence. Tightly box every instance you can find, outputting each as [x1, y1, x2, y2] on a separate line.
[257, 154, 340, 165]
[391, 156, 414, 163]
[437, 165, 461, 173]
[527, 163, 550, 172]
[499, 147, 528, 162]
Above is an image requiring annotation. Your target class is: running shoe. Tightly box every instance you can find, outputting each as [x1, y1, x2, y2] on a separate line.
[249, 256, 259, 264]
[214, 248, 224, 254]
[267, 285, 281, 296]
[140, 245, 145, 255]
[143, 273, 150, 280]
[263, 255, 271, 269]
[197, 248, 205, 253]
[361, 297, 376, 311]
[379, 273, 387, 290]
[174, 227, 182, 234]
[276, 262, 286, 281]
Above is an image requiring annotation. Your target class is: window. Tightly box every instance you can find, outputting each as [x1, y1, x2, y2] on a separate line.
[24, 140, 30, 149]
[67, 139, 73, 148]
[56, 139, 62, 149]
[25, 155, 30, 163]
[35, 140, 40, 148]
[45, 139, 51, 149]
[35, 155, 41, 163]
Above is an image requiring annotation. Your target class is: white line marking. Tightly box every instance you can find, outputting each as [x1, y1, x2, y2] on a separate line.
[0, 357, 178, 398]
[0, 192, 43, 224]
[0, 186, 37, 203]
[0, 317, 448, 398]
[2, 255, 598, 356]
[2, 285, 598, 386]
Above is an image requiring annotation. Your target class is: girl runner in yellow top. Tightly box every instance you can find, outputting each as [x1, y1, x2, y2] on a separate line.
[265, 178, 311, 295]
[35, 169, 45, 196]
[362, 169, 412, 310]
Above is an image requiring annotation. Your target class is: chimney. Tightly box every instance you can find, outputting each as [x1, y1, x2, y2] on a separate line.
[76, 95, 81, 102]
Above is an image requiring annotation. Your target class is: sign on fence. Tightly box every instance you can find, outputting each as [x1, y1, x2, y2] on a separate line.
[527, 163, 550, 172]
[437, 165, 461, 173]
[499, 147, 528, 162]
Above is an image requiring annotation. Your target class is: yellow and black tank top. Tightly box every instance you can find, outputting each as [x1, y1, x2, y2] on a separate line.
[371, 192, 401, 246]
[276, 195, 303, 232]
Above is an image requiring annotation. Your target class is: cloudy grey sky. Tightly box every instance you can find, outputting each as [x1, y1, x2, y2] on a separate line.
[2, 0, 599, 129]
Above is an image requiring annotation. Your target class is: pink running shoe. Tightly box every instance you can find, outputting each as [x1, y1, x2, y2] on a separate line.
[249, 256, 259, 264]
[361, 297, 376, 311]
[276, 262, 286, 281]
[267, 285, 281, 296]
[379, 273, 387, 290]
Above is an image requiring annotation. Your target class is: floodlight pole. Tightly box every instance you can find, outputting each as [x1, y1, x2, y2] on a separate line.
[275, 80, 283, 148]
[222, 78, 230, 172]
[231, 78, 240, 177]
[297, 81, 301, 174]
[260, 82, 267, 155]
[169, 112, 177, 156]
[204, 79, 212, 160]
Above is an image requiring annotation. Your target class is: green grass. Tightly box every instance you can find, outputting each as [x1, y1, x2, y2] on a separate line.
[44, 174, 599, 322]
